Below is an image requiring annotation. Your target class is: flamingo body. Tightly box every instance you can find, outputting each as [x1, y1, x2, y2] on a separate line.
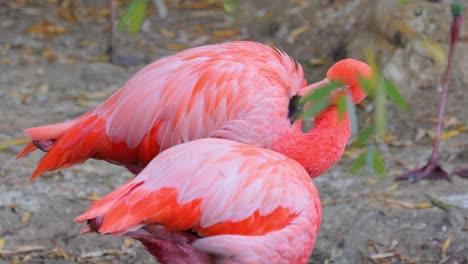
[75, 138, 321, 264]
[17, 41, 371, 179]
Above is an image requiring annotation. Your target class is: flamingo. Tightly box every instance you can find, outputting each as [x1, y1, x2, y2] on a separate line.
[75, 138, 322, 264]
[17, 41, 371, 180]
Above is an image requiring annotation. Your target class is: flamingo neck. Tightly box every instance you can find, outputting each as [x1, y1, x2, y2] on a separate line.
[274, 107, 351, 177]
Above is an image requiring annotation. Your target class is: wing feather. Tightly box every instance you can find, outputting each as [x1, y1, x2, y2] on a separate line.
[92, 41, 305, 152]
[76, 138, 316, 237]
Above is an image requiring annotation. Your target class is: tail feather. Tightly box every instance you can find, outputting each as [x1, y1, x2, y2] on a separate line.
[16, 141, 37, 159]
[17, 114, 110, 181]
[74, 180, 145, 223]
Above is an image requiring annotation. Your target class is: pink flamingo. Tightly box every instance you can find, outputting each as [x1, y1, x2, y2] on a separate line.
[17, 41, 370, 180]
[75, 138, 322, 264]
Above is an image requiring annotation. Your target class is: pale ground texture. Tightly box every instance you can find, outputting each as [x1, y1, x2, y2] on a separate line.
[1, 0, 467, 263]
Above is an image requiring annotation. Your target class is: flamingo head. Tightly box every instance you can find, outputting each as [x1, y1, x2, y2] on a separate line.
[326, 58, 371, 104]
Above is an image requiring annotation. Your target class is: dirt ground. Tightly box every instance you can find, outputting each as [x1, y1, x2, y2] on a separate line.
[1, 0, 467, 263]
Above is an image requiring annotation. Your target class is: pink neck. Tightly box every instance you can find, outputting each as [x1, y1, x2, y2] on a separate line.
[274, 107, 351, 177]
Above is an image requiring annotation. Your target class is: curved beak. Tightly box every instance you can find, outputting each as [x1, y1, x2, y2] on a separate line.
[299, 78, 330, 96]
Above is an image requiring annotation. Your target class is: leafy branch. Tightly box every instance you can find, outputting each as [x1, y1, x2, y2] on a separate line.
[300, 50, 408, 178]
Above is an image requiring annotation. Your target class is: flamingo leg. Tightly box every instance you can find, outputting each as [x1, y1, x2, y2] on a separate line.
[397, 6, 464, 182]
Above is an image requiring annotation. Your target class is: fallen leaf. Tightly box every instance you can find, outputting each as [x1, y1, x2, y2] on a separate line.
[41, 48, 55, 60]
[385, 183, 399, 191]
[0, 245, 45, 255]
[0, 138, 29, 145]
[80, 249, 128, 258]
[303, 58, 326, 67]
[211, 29, 239, 39]
[441, 236, 451, 256]
[375, 197, 432, 209]
[27, 20, 69, 39]
[81, 191, 101, 201]
[370, 252, 395, 259]
[287, 24, 310, 44]
[54, 243, 69, 260]
[166, 44, 186, 51]
[36, 83, 49, 94]
[179, 0, 221, 9]
[420, 38, 446, 65]
[343, 147, 367, 158]
[427, 129, 460, 140]
[160, 27, 176, 38]
[86, 8, 110, 18]
[89, 54, 109, 62]
[124, 238, 132, 248]
[414, 127, 427, 141]
[57, 1, 79, 23]
[21, 211, 30, 223]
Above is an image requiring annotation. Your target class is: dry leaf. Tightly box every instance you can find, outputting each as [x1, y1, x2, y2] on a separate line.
[166, 44, 186, 51]
[385, 184, 399, 192]
[179, 0, 221, 9]
[343, 147, 367, 158]
[160, 27, 176, 38]
[82, 191, 101, 201]
[124, 238, 132, 248]
[441, 236, 451, 256]
[89, 54, 109, 62]
[420, 38, 446, 65]
[0, 245, 45, 255]
[287, 25, 310, 44]
[41, 48, 55, 60]
[211, 29, 239, 39]
[21, 211, 30, 223]
[27, 20, 69, 39]
[0, 138, 29, 145]
[57, 3, 79, 23]
[427, 129, 460, 140]
[86, 8, 110, 18]
[304, 58, 326, 67]
[370, 252, 395, 259]
[414, 127, 427, 141]
[80, 249, 127, 258]
[36, 84, 49, 94]
[375, 197, 432, 209]
[54, 243, 69, 260]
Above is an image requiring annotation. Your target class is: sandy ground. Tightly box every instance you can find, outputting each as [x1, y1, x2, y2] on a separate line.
[1, 0, 467, 263]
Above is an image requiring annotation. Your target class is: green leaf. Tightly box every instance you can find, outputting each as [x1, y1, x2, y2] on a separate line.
[337, 94, 347, 121]
[345, 93, 359, 137]
[374, 77, 387, 141]
[348, 152, 367, 174]
[358, 75, 372, 96]
[353, 124, 373, 148]
[366, 145, 386, 178]
[372, 148, 386, 177]
[119, 0, 148, 35]
[300, 97, 331, 119]
[299, 80, 342, 105]
[223, 0, 237, 16]
[398, 0, 410, 6]
[383, 79, 408, 110]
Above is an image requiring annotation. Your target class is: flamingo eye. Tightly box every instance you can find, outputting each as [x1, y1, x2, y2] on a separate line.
[338, 85, 349, 91]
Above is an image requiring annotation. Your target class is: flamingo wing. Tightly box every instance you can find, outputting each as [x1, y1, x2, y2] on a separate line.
[19, 41, 306, 179]
[75, 138, 321, 263]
